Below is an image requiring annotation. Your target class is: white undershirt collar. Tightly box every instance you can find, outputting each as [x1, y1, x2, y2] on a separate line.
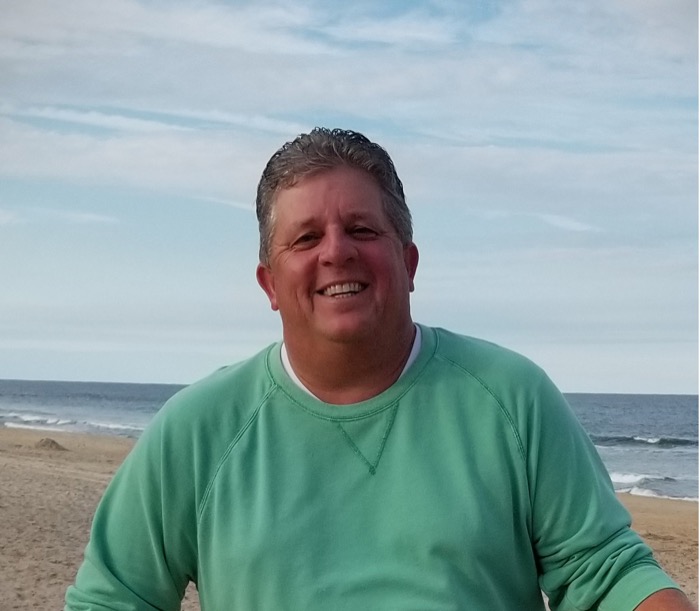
[281, 324, 422, 401]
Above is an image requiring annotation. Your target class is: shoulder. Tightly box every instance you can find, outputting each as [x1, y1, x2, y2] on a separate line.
[137, 343, 280, 459]
[426, 326, 550, 391]
[113, 344, 281, 507]
[420, 326, 572, 443]
[167, 345, 277, 413]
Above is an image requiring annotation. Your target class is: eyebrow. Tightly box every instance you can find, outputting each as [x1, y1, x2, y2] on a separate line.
[284, 210, 383, 233]
[344, 211, 379, 223]
[283, 218, 317, 235]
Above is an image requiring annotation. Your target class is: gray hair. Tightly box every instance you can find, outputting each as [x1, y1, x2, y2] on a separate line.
[255, 127, 412, 264]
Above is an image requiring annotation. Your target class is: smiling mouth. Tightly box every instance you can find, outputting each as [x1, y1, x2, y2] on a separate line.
[319, 282, 367, 298]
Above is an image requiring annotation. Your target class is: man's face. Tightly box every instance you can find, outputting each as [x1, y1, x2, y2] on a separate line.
[256, 165, 419, 347]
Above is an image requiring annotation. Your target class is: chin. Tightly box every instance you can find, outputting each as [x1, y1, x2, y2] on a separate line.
[317, 319, 376, 344]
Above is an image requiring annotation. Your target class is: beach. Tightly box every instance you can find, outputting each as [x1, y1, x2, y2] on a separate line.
[1, 428, 696, 610]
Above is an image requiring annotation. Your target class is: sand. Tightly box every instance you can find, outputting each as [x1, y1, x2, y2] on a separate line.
[0, 427, 696, 610]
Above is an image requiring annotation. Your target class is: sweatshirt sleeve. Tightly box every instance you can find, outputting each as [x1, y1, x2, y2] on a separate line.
[524, 374, 680, 610]
[64, 408, 199, 611]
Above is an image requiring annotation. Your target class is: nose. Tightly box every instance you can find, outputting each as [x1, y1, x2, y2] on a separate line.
[319, 227, 357, 265]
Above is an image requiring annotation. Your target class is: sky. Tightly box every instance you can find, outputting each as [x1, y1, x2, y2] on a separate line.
[0, 0, 697, 393]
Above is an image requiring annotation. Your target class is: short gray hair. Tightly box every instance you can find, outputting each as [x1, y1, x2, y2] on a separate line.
[255, 127, 412, 264]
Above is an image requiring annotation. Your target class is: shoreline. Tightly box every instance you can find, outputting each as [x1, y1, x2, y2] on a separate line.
[1, 427, 696, 608]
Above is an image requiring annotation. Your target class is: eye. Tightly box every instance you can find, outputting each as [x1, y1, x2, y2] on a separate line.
[291, 233, 320, 249]
[350, 226, 378, 239]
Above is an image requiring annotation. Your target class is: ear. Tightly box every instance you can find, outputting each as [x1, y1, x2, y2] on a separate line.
[403, 243, 419, 292]
[256, 263, 279, 311]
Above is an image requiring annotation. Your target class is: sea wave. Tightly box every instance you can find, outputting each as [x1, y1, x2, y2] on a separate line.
[609, 471, 676, 485]
[624, 486, 698, 502]
[591, 434, 697, 448]
[1, 411, 145, 438]
[610, 472, 660, 485]
[5, 421, 77, 433]
[610, 471, 698, 501]
[2, 412, 77, 427]
[92, 422, 144, 434]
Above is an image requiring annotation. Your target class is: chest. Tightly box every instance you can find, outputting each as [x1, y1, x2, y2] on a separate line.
[195, 399, 540, 609]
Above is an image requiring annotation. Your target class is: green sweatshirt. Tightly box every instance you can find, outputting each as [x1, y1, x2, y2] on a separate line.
[65, 325, 677, 610]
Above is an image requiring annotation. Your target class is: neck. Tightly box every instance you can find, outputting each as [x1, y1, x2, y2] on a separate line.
[283, 322, 416, 405]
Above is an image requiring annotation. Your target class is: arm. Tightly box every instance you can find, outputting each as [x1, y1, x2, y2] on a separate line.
[635, 589, 696, 610]
[65, 410, 198, 610]
[523, 374, 681, 610]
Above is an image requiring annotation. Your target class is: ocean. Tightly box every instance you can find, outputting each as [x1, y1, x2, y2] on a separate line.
[0, 379, 696, 500]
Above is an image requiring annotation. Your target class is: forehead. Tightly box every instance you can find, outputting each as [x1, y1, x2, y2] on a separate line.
[272, 166, 387, 225]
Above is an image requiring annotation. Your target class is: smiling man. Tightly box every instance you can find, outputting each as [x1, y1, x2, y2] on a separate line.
[66, 128, 692, 610]
[256, 162, 418, 404]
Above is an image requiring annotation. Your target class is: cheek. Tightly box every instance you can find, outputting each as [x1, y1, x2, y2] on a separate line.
[278, 262, 316, 300]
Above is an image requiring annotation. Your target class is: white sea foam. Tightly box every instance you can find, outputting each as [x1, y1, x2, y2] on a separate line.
[2, 417, 143, 437]
[609, 472, 654, 485]
[18, 414, 47, 422]
[632, 436, 661, 444]
[629, 486, 659, 497]
[627, 486, 698, 502]
[2, 411, 73, 425]
[88, 421, 143, 433]
[4, 421, 68, 433]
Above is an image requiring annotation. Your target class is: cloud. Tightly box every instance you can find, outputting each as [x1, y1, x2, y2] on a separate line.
[2, 104, 309, 136]
[56, 211, 120, 224]
[7, 106, 192, 133]
[535, 213, 601, 232]
[2, 0, 693, 158]
[0, 207, 120, 225]
[459, 208, 601, 232]
[0, 0, 695, 392]
[0, 116, 269, 198]
[413, 242, 697, 346]
[0, 0, 332, 58]
[155, 109, 309, 135]
[400, 141, 695, 231]
[0, 208, 20, 225]
[198, 196, 255, 213]
[324, 10, 459, 46]
[615, 0, 698, 57]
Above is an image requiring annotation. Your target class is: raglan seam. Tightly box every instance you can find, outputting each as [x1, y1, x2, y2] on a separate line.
[195, 345, 280, 522]
[431, 352, 528, 465]
[430, 344, 546, 577]
[196, 387, 276, 523]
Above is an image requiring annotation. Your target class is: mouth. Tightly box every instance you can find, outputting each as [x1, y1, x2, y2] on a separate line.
[318, 282, 367, 298]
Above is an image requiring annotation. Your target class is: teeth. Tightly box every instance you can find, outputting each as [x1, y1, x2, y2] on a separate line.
[322, 282, 364, 297]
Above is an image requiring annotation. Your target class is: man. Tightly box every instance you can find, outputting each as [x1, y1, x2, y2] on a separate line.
[66, 128, 693, 610]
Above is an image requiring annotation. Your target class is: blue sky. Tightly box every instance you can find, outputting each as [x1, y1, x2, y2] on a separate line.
[0, 0, 697, 393]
